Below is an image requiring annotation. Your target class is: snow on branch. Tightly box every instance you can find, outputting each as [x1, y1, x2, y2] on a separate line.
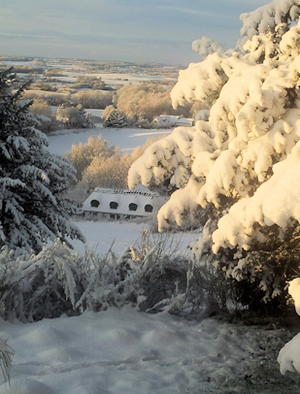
[18, 165, 50, 184]
[239, 0, 300, 48]
[212, 139, 300, 251]
[192, 37, 224, 57]
[128, 4, 300, 264]
[170, 53, 230, 109]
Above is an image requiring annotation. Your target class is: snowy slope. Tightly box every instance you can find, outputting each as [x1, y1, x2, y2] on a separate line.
[1, 306, 299, 394]
[2, 120, 300, 394]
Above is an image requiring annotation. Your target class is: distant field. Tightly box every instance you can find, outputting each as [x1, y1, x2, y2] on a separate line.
[1, 57, 180, 87]
[47, 125, 172, 156]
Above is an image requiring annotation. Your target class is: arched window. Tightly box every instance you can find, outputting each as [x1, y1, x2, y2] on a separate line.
[144, 204, 153, 213]
[90, 199, 100, 208]
[129, 203, 138, 211]
[110, 201, 118, 210]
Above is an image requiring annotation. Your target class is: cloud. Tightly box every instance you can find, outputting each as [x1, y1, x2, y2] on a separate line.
[0, 0, 273, 64]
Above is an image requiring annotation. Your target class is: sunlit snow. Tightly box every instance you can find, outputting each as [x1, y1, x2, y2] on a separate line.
[2, 120, 300, 394]
[47, 125, 172, 156]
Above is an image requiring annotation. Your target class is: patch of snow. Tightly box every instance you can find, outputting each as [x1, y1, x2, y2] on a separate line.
[47, 126, 172, 156]
[71, 220, 196, 257]
[0, 306, 294, 394]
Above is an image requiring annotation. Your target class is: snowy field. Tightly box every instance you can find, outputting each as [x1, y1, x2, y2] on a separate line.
[47, 125, 172, 155]
[53, 72, 176, 86]
[2, 128, 300, 393]
[71, 220, 198, 258]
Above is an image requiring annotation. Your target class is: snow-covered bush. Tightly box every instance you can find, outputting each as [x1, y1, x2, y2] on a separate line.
[0, 241, 86, 322]
[76, 90, 113, 109]
[102, 106, 129, 128]
[0, 68, 85, 254]
[77, 228, 237, 317]
[56, 104, 94, 129]
[0, 229, 243, 324]
[82, 154, 130, 189]
[30, 98, 63, 133]
[128, 0, 300, 312]
[114, 82, 191, 122]
[74, 229, 190, 314]
[66, 135, 118, 181]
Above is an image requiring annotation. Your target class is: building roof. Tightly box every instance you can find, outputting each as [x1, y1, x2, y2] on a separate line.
[82, 187, 165, 217]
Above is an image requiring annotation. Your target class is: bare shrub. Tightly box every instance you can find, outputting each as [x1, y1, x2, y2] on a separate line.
[82, 154, 130, 189]
[115, 82, 191, 121]
[66, 135, 118, 181]
[76, 90, 113, 109]
[56, 104, 94, 129]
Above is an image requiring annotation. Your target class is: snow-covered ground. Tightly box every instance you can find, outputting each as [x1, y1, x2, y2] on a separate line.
[47, 125, 172, 155]
[71, 220, 197, 258]
[2, 128, 300, 394]
[1, 306, 300, 394]
[53, 72, 176, 86]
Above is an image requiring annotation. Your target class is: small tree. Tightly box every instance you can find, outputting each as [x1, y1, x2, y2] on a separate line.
[0, 68, 85, 253]
[76, 90, 113, 109]
[56, 104, 94, 129]
[30, 98, 57, 133]
[102, 106, 129, 128]
[82, 154, 130, 190]
[66, 135, 119, 181]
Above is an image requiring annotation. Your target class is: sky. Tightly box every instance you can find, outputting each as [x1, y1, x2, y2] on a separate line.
[1, 0, 271, 66]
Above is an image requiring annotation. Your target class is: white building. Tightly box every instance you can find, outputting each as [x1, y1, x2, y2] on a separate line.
[151, 115, 194, 128]
[82, 187, 165, 219]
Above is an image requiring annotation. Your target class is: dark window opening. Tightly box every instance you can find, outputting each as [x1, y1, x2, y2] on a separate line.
[144, 204, 153, 213]
[110, 201, 118, 209]
[90, 199, 100, 208]
[129, 203, 138, 211]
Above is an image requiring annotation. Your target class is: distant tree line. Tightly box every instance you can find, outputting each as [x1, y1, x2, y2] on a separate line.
[101, 82, 199, 128]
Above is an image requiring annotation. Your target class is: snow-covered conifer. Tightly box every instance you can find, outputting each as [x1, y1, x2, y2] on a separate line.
[128, 0, 300, 308]
[0, 68, 85, 253]
[103, 107, 129, 128]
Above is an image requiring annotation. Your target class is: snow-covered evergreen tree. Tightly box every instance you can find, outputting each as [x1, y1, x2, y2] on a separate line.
[0, 68, 85, 253]
[103, 107, 129, 128]
[128, 0, 300, 309]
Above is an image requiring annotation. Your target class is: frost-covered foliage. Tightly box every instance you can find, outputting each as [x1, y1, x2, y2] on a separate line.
[102, 106, 129, 128]
[192, 37, 224, 57]
[128, 0, 300, 310]
[56, 104, 94, 129]
[65, 135, 166, 203]
[76, 90, 113, 109]
[0, 338, 14, 384]
[0, 241, 85, 322]
[66, 135, 119, 181]
[114, 82, 191, 123]
[72, 230, 190, 316]
[0, 69, 85, 254]
[0, 231, 235, 322]
[30, 99, 56, 133]
[82, 154, 130, 190]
